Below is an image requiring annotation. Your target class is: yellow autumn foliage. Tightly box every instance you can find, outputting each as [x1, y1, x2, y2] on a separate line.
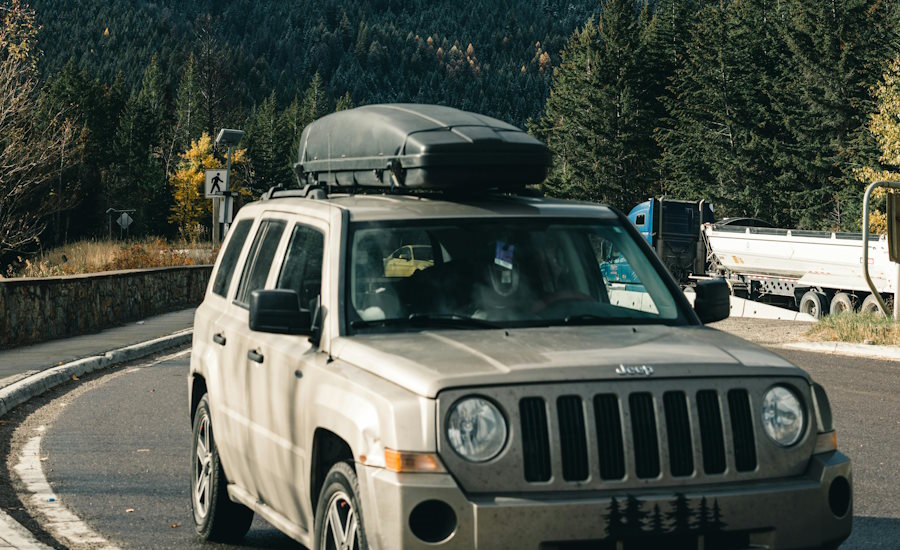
[857, 57, 900, 234]
[169, 133, 246, 240]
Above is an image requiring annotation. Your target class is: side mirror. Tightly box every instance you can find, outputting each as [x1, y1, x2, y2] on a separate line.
[694, 279, 730, 323]
[249, 289, 311, 335]
[888, 192, 900, 262]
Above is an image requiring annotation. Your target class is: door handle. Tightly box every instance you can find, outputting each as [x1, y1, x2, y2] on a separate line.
[212, 332, 226, 346]
[248, 349, 264, 364]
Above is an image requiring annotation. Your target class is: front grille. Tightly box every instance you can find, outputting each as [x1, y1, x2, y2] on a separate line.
[557, 396, 589, 481]
[521, 388, 758, 484]
[438, 378, 813, 494]
[593, 394, 625, 480]
[520, 397, 551, 482]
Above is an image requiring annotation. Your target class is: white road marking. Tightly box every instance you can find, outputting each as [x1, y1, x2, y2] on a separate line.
[8, 350, 189, 549]
[14, 435, 118, 549]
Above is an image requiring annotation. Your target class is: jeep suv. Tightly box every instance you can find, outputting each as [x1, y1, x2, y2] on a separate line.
[188, 104, 851, 549]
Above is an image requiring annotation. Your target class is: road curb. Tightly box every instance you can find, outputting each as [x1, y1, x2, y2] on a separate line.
[0, 329, 192, 549]
[0, 329, 192, 418]
[781, 341, 900, 361]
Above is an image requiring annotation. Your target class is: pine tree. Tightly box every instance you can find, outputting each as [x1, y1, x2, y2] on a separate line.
[657, 0, 784, 224]
[535, 1, 660, 210]
[622, 495, 649, 537]
[335, 91, 355, 111]
[665, 493, 694, 534]
[771, 0, 900, 229]
[605, 496, 625, 540]
[246, 93, 291, 195]
[532, 20, 602, 201]
[301, 72, 330, 128]
[173, 54, 204, 156]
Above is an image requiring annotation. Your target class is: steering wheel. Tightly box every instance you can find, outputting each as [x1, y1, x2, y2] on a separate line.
[533, 290, 595, 313]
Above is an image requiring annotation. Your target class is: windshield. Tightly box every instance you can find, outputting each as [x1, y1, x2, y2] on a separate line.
[346, 218, 689, 332]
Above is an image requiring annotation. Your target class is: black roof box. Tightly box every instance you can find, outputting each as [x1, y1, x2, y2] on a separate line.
[295, 104, 550, 190]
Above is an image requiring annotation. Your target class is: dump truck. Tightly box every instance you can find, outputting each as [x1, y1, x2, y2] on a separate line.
[627, 198, 897, 318]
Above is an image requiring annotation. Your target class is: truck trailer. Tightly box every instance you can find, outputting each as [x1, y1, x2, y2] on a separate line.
[627, 198, 897, 318]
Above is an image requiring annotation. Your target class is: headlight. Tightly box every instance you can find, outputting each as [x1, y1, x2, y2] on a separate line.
[446, 396, 507, 462]
[761, 386, 805, 446]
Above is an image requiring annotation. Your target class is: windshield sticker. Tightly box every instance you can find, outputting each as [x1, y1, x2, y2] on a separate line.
[495, 242, 514, 270]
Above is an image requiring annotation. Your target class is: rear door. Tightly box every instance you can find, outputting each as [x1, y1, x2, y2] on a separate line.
[194, 218, 255, 484]
[220, 217, 288, 499]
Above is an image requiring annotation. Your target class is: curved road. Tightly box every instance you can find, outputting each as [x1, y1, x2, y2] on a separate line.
[11, 347, 900, 548]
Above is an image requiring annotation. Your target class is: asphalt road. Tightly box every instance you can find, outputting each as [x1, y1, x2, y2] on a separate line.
[7, 347, 900, 549]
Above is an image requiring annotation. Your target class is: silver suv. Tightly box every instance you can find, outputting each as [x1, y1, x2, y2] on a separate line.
[188, 105, 851, 549]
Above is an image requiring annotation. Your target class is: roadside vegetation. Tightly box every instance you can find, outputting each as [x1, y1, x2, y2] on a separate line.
[807, 312, 900, 346]
[3, 238, 217, 278]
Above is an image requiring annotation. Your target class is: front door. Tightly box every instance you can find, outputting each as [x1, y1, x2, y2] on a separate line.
[245, 221, 327, 529]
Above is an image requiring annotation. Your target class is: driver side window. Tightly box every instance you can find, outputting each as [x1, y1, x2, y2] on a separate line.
[277, 224, 325, 311]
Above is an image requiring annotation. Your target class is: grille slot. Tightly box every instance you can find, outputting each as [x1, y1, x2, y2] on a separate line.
[728, 389, 757, 472]
[519, 397, 551, 482]
[663, 391, 694, 477]
[697, 390, 727, 474]
[557, 396, 589, 481]
[593, 394, 625, 480]
[629, 393, 661, 479]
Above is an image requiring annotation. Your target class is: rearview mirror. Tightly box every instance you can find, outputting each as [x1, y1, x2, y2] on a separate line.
[249, 289, 311, 335]
[694, 279, 730, 324]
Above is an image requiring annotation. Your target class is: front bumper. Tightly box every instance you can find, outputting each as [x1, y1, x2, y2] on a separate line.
[357, 451, 851, 550]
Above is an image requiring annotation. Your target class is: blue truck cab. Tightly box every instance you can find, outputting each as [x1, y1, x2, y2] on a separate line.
[602, 198, 714, 285]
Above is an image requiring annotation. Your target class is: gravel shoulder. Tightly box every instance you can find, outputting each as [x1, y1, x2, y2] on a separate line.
[709, 317, 814, 345]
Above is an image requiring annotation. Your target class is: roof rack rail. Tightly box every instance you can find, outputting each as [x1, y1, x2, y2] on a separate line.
[262, 184, 328, 201]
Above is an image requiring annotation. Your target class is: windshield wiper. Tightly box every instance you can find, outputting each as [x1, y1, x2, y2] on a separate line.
[560, 313, 612, 325]
[351, 313, 498, 330]
[407, 313, 499, 329]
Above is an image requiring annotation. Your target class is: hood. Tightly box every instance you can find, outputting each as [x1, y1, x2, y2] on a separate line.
[330, 325, 805, 398]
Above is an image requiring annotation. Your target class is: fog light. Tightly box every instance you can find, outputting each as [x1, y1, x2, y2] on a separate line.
[828, 476, 851, 518]
[409, 500, 457, 543]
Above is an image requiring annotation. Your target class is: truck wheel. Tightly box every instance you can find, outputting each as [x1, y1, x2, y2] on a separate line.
[192, 395, 254, 542]
[314, 461, 368, 550]
[799, 291, 828, 319]
[829, 292, 854, 315]
[860, 294, 887, 317]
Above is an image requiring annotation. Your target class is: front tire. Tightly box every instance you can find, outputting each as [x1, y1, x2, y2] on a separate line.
[314, 461, 368, 550]
[191, 395, 253, 542]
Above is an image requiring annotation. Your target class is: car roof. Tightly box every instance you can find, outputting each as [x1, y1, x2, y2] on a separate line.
[239, 193, 619, 223]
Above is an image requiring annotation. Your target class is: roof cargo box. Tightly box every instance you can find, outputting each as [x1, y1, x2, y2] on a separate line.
[295, 104, 550, 190]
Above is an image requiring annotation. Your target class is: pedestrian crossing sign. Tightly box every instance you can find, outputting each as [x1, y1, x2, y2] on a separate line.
[205, 169, 227, 198]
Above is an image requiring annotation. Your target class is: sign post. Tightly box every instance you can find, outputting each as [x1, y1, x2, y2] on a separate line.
[213, 129, 244, 244]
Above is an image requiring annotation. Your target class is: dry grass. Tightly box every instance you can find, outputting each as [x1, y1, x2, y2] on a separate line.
[4, 238, 218, 278]
[807, 311, 900, 346]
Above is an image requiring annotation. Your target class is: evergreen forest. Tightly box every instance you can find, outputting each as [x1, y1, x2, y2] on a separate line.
[1, 0, 900, 267]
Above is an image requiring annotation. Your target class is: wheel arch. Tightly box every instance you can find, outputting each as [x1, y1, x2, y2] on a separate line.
[310, 428, 354, 513]
[190, 374, 208, 422]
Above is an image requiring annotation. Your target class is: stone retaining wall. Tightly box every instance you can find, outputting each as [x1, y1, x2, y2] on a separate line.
[0, 265, 211, 349]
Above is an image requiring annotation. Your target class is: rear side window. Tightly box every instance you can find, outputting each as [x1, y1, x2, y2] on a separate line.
[277, 225, 325, 311]
[235, 219, 287, 307]
[212, 219, 253, 297]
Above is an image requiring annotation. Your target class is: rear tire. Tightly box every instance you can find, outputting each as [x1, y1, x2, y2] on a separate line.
[799, 291, 828, 319]
[829, 292, 854, 315]
[860, 294, 887, 317]
[191, 395, 254, 542]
